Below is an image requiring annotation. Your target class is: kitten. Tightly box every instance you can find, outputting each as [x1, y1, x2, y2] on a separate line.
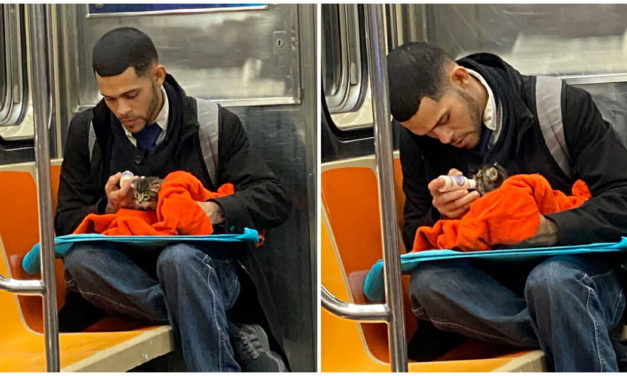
[472, 163, 509, 196]
[132, 176, 164, 209]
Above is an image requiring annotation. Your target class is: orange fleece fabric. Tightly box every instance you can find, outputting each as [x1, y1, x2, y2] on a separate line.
[412, 174, 591, 252]
[74, 171, 234, 236]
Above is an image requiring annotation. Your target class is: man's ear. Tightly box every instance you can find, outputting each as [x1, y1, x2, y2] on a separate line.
[449, 65, 471, 88]
[153, 64, 167, 85]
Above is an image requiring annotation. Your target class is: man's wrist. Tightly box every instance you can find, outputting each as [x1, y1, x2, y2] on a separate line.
[535, 215, 559, 246]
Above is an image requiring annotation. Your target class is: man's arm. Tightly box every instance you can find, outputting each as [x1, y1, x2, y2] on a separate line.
[210, 109, 292, 230]
[399, 129, 441, 249]
[55, 112, 107, 235]
[546, 84, 627, 244]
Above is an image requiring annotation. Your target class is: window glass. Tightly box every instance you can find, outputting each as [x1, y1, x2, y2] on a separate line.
[322, 4, 371, 130]
[418, 4, 627, 77]
[0, 4, 29, 135]
[72, 4, 299, 110]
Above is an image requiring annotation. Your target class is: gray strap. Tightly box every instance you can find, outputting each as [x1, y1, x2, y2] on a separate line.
[88, 120, 96, 163]
[535, 76, 572, 179]
[195, 98, 220, 186]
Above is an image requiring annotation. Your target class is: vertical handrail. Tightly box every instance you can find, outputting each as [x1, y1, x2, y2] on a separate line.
[364, 4, 408, 372]
[26, 4, 60, 372]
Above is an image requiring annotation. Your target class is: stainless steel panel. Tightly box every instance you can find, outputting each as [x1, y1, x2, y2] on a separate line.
[61, 4, 300, 112]
[224, 7, 316, 363]
[573, 82, 627, 149]
[406, 4, 627, 77]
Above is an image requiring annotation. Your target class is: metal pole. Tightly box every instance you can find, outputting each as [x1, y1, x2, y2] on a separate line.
[321, 286, 391, 322]
[364, 4, 408, 372]
[27, 4, 60, 372]
[0, 275, 44, 294]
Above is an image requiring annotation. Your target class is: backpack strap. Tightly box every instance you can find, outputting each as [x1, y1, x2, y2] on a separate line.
[535, 75, 572, 180]
[195, 97, 220, 187]
[88, 120, 97, 163]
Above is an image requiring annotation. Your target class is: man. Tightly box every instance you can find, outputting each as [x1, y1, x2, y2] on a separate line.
[387, 42, 627, 371]
[55, 27, 291, 372]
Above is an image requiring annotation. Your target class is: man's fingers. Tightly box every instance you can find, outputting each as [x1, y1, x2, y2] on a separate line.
[452, 190, 480, 208]
[437, 191, 479, 219]
[448, 168, 463, 176]
[105, 172, 122, 194]
[428, 177, 446, 192]
[446, 203, 472, 219]
[433, 189, 469, 206]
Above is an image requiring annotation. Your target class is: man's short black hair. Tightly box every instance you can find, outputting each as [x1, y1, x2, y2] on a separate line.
[387, 42, 453, 122]
[92, 27, 158, 77]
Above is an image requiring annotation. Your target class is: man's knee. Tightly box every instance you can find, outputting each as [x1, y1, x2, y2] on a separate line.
[156, 243, 204, 281]
[64, 243, 115, 277]
[409, 259, 469, 310]
[524, 256, 586, 302]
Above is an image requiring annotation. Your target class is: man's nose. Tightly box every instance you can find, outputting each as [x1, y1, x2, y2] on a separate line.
[116, 100, 132, 117]
[430, 128, 453, 144]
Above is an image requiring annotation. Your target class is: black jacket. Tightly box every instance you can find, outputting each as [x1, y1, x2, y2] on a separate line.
[399, 53, 627, 249]
[55, 74, 291, 236]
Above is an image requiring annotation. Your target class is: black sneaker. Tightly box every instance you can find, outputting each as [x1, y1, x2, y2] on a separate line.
[228, 322, 286, 372]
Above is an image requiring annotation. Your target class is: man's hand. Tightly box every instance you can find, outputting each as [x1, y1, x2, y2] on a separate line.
[512, 214, 559, 248]
[104, 172, 137, 213]
[428, 168, 480, 219]
[197, 201, 225, 225]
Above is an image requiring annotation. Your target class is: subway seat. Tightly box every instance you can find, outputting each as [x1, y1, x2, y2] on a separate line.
[321, 157, 546, 371]
[0, 166, 174, 372]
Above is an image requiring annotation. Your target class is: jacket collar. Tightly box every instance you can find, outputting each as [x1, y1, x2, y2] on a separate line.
[457, 53, 535, 161]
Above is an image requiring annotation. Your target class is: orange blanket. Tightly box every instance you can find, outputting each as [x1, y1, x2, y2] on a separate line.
[412, 174, 591, 252]
[74, 171, 234, 236]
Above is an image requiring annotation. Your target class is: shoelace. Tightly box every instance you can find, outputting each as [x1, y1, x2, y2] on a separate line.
[236, 330, 263, 360]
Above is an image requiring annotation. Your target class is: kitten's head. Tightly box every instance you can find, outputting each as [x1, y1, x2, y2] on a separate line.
[132, 176, 164, 208]
[473, 163, 508, 196]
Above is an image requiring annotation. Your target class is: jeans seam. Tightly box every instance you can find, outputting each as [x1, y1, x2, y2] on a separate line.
[583, 273, 608, 371]
[227, 271, 239, 308]
[611, 290, 625, 326]
[75, 286, 165, 322]
[429, 317, 536, 348]
[204, 258, 223, 372]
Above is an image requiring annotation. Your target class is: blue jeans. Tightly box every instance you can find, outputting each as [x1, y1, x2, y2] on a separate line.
[409, 254, 626, 371]
[63, 242, 241, 372]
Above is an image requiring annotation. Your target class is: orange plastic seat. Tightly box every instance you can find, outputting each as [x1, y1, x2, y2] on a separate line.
[0, 167, 174, 371]
[321, 157, 545, 371]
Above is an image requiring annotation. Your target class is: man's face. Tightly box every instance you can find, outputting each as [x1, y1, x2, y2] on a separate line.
[401, 86, 483, 149]
[96, 65, 163, 134]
